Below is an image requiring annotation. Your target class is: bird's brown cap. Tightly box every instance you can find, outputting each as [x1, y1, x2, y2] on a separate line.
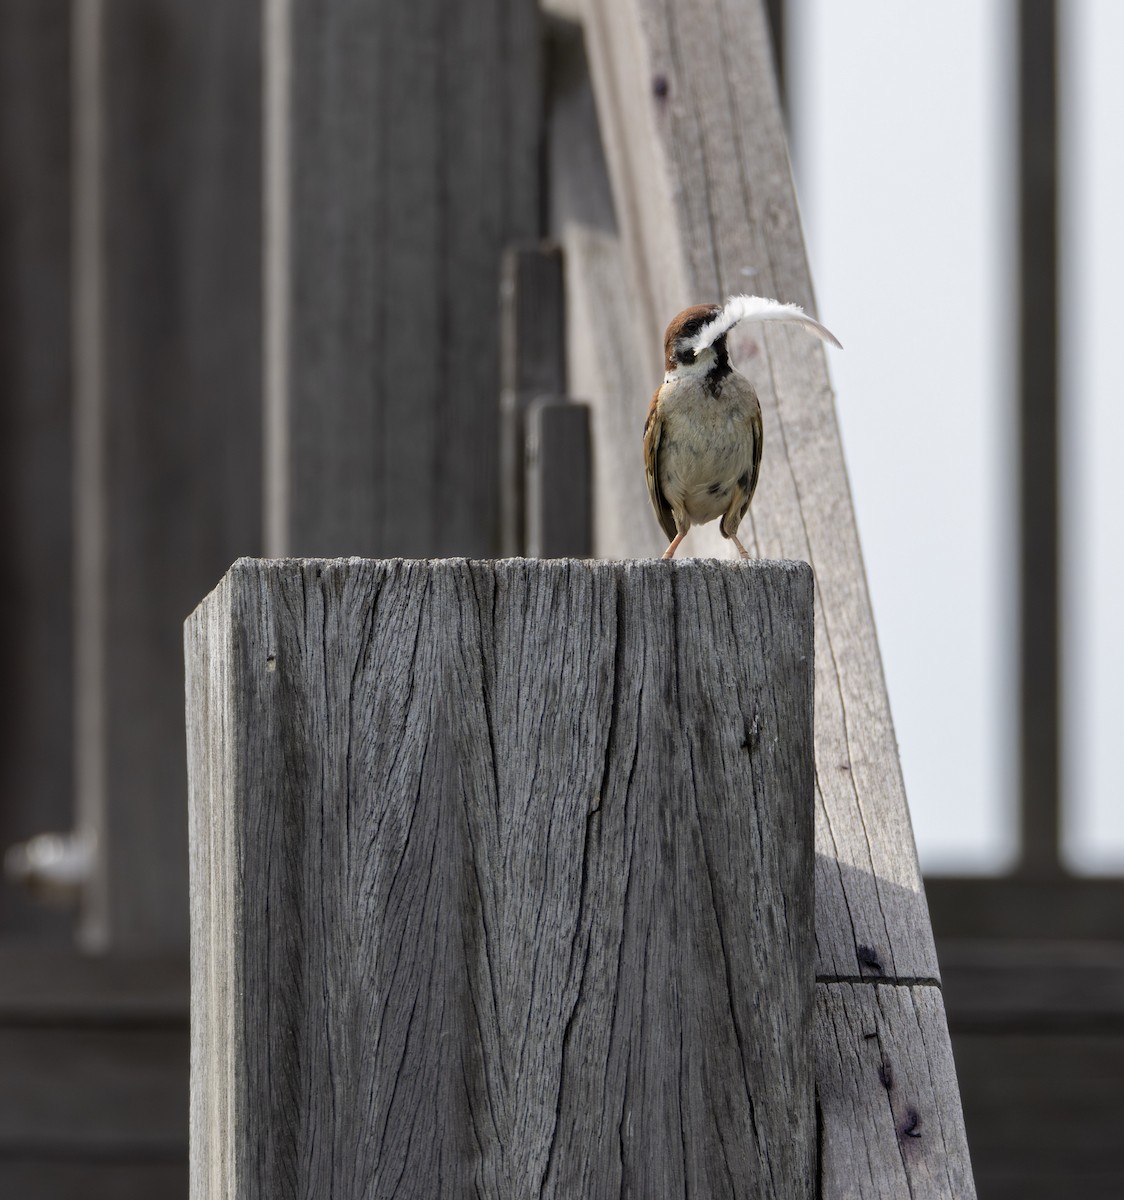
[663, 303, 721, 371]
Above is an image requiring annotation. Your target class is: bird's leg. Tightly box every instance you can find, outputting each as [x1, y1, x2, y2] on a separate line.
[662, 530, 687, 559]
[729, 533, 751, 560]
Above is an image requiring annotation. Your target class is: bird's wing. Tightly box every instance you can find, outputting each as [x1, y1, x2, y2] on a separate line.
[643, 391, 678, 543]
[721, 398, 764, 539]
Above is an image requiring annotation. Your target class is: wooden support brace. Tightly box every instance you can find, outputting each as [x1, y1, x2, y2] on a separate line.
[500, 244, 567, 556]
[187, 557, 815, 1198]
[524, 399, 593, 558]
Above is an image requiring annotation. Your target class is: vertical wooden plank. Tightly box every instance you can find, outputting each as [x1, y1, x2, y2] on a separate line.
[500, 244, 567, 555]
[543, 16, 656, 562]
[1017, 0, 1060, 877]
[0, 0, 74, 937]
[187, 557, 816, 1199]
[764, 0, 786, 114]
[524, 400, 592, 558]
[559, 225, 667, 561]
[75, 0, 262, 951]
[266, 0, 542, 559]
[543, 13, 616, 236]
[543, 16, 659, 562]
[72, 0, 108, 945]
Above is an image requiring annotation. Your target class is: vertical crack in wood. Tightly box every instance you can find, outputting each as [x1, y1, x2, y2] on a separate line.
[190, 559, 814, 1196]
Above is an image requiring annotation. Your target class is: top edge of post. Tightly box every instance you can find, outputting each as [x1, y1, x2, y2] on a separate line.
[221, 555, 812, 574]
[188, 557, 814, 626]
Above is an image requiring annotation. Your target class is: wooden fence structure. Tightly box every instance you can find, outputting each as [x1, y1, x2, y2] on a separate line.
[2, 0, 980, 1195]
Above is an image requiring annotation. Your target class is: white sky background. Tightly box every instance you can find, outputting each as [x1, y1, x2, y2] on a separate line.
[1062, 0, 1124, 872]
[786, 0, 1124, 874]
[786, 0, 1016, 873]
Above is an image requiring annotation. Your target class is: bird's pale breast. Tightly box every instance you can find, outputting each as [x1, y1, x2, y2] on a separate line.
[656, 371, 761, 525]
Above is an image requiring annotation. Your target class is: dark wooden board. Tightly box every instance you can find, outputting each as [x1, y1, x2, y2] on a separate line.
[939, 938, 1124, 1032]
[928, 876, 1124, 942]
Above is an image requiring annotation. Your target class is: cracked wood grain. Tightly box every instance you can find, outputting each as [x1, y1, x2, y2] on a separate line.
[186, 557, 815, 1199]
[815, 984, 974, 1200]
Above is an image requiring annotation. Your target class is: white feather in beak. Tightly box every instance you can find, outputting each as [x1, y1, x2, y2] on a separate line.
[688, 294, 842, 354]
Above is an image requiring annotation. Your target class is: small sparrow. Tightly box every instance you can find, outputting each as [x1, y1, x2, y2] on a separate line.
[643, 295, 841, 559]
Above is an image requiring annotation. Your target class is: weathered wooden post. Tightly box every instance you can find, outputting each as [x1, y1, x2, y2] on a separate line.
[187, 557, 815, 1198]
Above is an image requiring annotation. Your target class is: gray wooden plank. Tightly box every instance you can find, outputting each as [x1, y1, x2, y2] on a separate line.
[558, 225, 665, 561]
[74, 0, 262, 951]
[0, 0, 74, 939]
[544, 21, 661, 562]
[577, 0, 936, 984]
[500, 244, 567, 555]
[816, 983, 975, 1200]
[187, 557, 816, 1199]
[525, 400, 592, 558]
[267, 0, 542, 559]
[185, 565, 236, 1200]
[543, 12, 616, 235]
